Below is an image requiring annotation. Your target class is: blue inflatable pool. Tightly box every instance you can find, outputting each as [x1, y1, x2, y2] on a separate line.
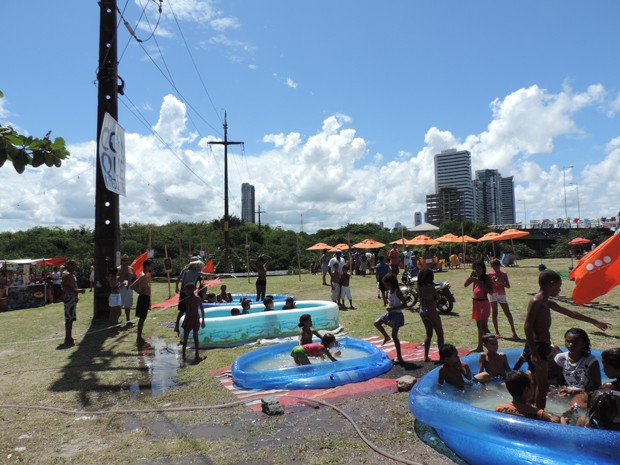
[232, 336, 392, 390]
[180, 300, 339, 348]
[203, 293, 292, 308]
[409, 348, 619, 465]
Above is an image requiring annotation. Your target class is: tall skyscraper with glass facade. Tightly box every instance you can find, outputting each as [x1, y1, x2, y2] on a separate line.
[241, 183, 255, 224]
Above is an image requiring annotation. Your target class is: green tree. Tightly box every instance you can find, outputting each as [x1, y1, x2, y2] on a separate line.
[0, 91, 70, 173]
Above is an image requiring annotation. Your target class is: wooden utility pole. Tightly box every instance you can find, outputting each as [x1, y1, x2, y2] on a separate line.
[255, 203, 266, 231]
[94, 0, 121, 316]
[208, 113, 243, 274]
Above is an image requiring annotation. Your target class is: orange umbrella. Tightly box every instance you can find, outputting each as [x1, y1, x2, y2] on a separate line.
[568, 237, 591, 246]
[478, 232, 501, 257]
[408, 234, 440, 246]
[456, 235, 480, 243]
[435, 233, 461, 243]
[390, 238, 412, 246]
[353, 238, 386, 249]
[306, 242, 332, 251]
[329, 243, 350, 252]
[494, 229, 529, 241]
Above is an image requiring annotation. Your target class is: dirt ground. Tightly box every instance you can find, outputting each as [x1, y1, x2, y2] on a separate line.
[124, 361, 464, 465]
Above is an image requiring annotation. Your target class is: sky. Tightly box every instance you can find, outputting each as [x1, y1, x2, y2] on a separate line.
[2, 0, 620, 235]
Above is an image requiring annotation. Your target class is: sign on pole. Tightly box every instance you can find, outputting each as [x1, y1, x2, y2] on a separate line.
[98, 113, 126, 196]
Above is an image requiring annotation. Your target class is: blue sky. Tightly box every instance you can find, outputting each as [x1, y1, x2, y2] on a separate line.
[2, 0, 620, 234]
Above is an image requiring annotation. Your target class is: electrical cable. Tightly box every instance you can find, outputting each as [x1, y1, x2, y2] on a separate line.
[0, 395, 424, 465]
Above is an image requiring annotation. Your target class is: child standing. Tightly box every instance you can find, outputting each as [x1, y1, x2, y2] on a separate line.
[375, 255, 390, 306]
[298, 314, 323, 345]
[330, 265, 343, 308]
[374, 273, 407, 364]
[340, 265, 355, 309]
[291, 333, 339, 366]
[61, 260, 86, 347]
[438, 344, 472, 387]
[464, 260, 493, 353]
[488, 259, 519, 339]
[495, 371, 564, 423]
[416, 268, 444, 362]
[181, 282, 206, 361]
[477, 334, 511, 383]
[524, 270, 608, 408]
[131, 258, 153, 347]
[107, 267, 122, 326]
[554, 328, 601, 396]
[253, 255, 272, 302]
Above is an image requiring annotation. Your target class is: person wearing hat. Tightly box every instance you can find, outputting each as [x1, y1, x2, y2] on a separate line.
[174, 256, 204, 335]
[328, 249, 345, 275]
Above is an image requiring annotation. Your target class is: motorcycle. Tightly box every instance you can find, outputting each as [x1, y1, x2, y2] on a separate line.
[400, 270, 455, 314]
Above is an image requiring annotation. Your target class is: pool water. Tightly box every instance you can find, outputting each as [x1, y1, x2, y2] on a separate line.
[247, 346, 369, 371]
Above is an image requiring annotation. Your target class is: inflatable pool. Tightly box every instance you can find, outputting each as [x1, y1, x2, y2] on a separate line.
[203, 293, 292, 308]
[409, 348, 619, 465]
[231, 336, 392, 390]
[179, 300, 339, 348]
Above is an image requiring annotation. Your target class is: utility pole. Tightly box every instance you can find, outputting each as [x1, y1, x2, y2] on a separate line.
[208, 113, 243, 274]
[94, 0, 121, 316]
[255, 203, 266, 231]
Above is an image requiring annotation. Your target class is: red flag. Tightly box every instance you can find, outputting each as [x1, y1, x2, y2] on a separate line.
[202, 259, 214, 274]
[571, 233, 620, 305]
[131, 251, 149, 276]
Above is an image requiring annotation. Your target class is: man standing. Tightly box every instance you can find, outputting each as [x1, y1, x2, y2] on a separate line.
[118, 254, 136, 325]
[403, 245, 413, 271]
[388, 244, 401, 275]
[328, 249, 346, 275]
[131, 258, 153, 347]
[61, 260, 85, 347]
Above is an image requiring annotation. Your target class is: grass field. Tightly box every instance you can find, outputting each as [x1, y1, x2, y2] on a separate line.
[0, 258, 618, 464]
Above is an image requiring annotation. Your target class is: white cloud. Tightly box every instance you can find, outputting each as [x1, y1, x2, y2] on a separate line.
[1, 84, 619, 233]
[286, 78, 298, 89]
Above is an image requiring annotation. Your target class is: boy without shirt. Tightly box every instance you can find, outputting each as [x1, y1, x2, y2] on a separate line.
[523, 270, 609, 409]
[477, 333, 511, 383]
[117, 254, 136, 324]
[131, 258, 153, 347]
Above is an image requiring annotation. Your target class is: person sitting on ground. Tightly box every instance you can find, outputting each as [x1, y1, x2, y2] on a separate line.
[602, 348, 620, 390]
[290, 333, 339, 366]
[495, 371, 565, 423]
[263, 295, 275, 311]
[240, 298, 251, 314]
[298, 313, 322, 345]
[438, 344, 472, 387]
[476, 333, 511, 383]
[282, 296, 296, 310]
[230, 308, 241, 316]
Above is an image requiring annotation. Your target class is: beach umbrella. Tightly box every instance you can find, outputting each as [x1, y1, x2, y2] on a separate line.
[478, 232, 501, 257]
[390, 238, 412, 246]
[306, 242, 332, 251]
[493, 229, 529, 264]
[435, 233, 460, 243]
[568, 237, 592, 246]
[329, 243, 350, 252]
[408, 235, 440, 246]
[456, 235, 480, 243]
[353, 239, 386, 249]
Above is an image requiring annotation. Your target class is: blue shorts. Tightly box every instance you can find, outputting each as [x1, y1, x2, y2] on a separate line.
[379, 310, 404, 329]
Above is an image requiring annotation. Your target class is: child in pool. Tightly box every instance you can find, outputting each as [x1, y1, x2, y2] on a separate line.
[240, 298, 251, 314]
[416, 268, 444, 362]
[181, 283, 206, 362]
[263, 295, 275, 311]
[374, 273, 408, 364]
[438, 344, 472, 387]
[553, 328, 601, 400]
[282, 296, 296, 310]
[477, 333, 511, 383]
[575, 389, 620, 430]
[230, 308, 240, 316]
[217, 284, 232, 303]
[602, 348, 620, 390]
[298, 313, 322, 345]
[495, 371, 565, 423]
[291, 333, 339, 366]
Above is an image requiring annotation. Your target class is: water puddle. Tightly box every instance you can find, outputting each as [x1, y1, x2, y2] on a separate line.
[124, 336, 181, 398]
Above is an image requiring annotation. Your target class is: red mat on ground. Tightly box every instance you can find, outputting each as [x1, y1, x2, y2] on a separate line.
[211, 336, 468, 412]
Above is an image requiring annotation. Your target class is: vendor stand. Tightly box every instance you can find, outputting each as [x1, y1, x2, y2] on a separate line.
[0, 258, 65, 311]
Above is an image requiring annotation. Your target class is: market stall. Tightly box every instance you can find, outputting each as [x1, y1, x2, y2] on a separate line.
[0, 258, 65, 311]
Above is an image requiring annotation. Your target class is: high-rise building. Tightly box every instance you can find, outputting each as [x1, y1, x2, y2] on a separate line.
[241, 183, 255, 223]
[414, 211, 422, 226]
[426, 187, 463, 225]
[434, 149, 475, 220]
[475, 169, 503, 225]
[501, 176, 515, 224]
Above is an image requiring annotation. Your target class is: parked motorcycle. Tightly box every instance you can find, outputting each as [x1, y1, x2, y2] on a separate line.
[400, 270, 455, 314]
